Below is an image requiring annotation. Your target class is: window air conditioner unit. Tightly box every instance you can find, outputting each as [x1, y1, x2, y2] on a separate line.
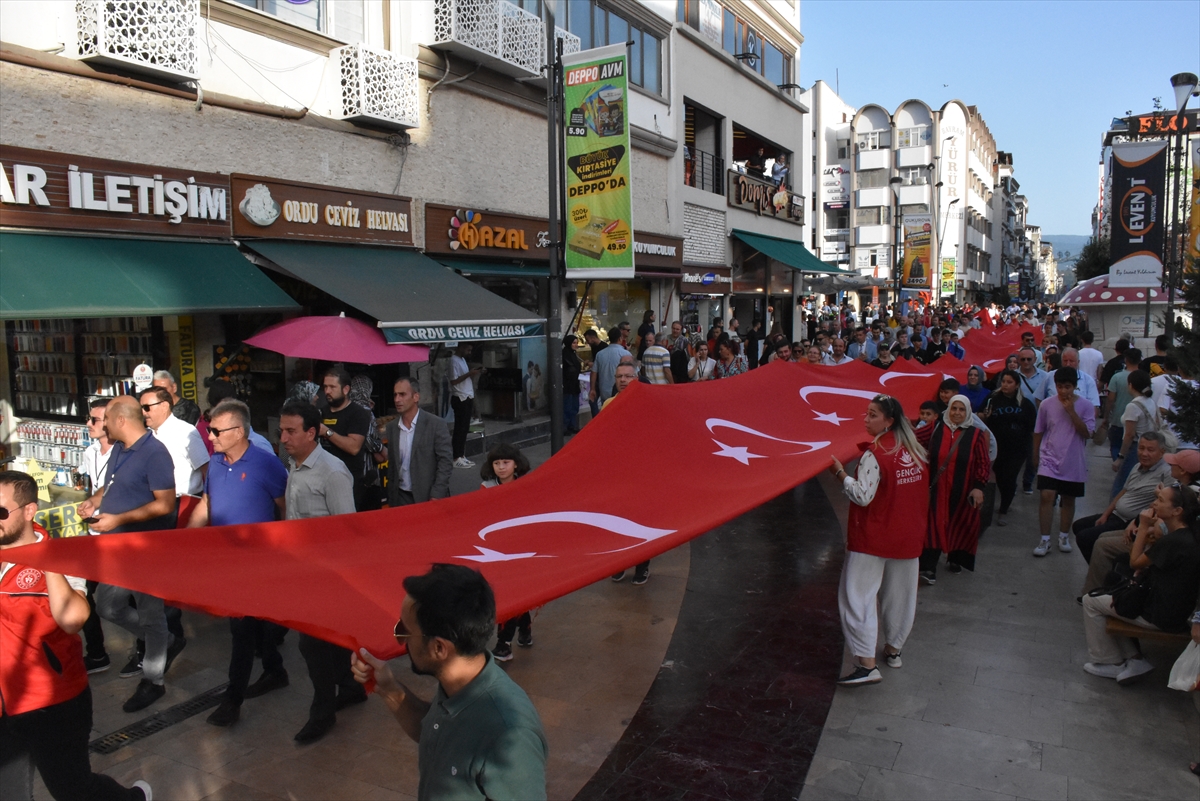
[336, 44, 419, 130]
[76, 0, 199, 83]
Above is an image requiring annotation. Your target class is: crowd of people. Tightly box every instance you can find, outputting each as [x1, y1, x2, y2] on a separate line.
[5, 296, 1199, 799]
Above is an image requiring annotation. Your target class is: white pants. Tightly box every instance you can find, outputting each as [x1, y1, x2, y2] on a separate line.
[1082, 593, 1157, 664]
[838, 551, 919, 660]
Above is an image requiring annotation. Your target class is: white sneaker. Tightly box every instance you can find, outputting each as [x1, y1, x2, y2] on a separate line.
[1057, 534, 1072, 553]
[1032, 538, 1051, 557]
[133, 780, 154, 801]
[885, 651, 902, 669]
[1116, 657, 1154, 686]
[1083, 661, 1125, 679]
[453, 457, 475, 469]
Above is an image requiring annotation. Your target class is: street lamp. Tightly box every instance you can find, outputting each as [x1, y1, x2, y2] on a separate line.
[1165, 71, 1199, 338]
[890, 175, 903, 307]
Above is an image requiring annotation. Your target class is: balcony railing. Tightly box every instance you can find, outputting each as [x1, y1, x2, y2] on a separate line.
[335, 45, 419, 130]
[76, 0, 199, 82]
[684, 147, 724, 195]
[433, 0, 579, 78]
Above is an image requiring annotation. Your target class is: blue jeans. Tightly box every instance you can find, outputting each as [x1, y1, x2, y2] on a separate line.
[1107, 423, 1123, 460]
[564, 393, 580, 432]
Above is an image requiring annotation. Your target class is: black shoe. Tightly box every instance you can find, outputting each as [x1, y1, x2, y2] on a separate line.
[294, 716, 335, 743]
[206, 697, 241, 727]
[335, 686, 368, 711]
[611, 571, 626, 582]
[517, 628, 533, 648]
[632, 569, 650, 585]
[918, 571, 937, 586]
[945, 562, 962, 574]
[836, 665, 882, 686]
[243, 669, 289, 699]
[84, 653, 111, 674]
[164, 636, 186, 674]
[118, 653, 143, 679]
[493, 642, 514, 662]
[123, 679, 165, 713]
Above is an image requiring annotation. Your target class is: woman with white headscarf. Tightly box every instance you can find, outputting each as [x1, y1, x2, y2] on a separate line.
[917, 395, 992, 584]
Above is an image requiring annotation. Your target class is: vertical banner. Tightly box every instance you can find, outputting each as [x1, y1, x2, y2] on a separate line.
[563, 44, 635, 279]
[172, 315, 198, 401]
[900, 215, 933, 289]
[1109, 140, 1167, 286]
[940, 257, 956, 296]
[1189, 138, 1200, 263]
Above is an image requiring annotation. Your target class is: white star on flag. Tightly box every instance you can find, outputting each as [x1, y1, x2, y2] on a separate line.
[813, 410, 851, 425]
[456, 546, 542, 563]
[712, 441, 766, 465]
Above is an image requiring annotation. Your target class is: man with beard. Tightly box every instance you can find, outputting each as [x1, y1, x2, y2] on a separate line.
[351, 565, 548, 800]
[319, 368, 374, 509]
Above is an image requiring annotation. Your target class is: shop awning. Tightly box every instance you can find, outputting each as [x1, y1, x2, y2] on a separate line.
[0, 232, 299, 319]
[244, 241, 544, 344]
[730, 229, 856, 276]
[439, 259, 550, 278]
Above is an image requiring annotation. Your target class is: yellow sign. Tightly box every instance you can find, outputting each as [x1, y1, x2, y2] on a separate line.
[34, 502, 90, 538]
[900, 215, 933, 290]
[25, 460, 55, 504]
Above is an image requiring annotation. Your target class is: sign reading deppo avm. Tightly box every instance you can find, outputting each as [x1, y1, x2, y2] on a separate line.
[230, 175, 413, 246]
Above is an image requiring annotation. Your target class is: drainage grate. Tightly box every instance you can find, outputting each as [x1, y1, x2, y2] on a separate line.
[89, 683, 229, 755]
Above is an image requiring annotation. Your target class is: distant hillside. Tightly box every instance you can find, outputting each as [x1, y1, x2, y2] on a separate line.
[1043, 235, 1091, 262]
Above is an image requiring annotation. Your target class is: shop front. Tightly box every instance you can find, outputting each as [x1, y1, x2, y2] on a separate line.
[0, 145, 299, 495]
[574, 231, 686, 345]
[680, 267, 732, 336]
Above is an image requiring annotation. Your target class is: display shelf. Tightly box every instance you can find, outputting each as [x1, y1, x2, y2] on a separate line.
[15, 421, 92, 470]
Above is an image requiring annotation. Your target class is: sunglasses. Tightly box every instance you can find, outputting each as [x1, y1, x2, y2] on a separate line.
[208, 425, 241, 437]
[393, 617, 417, 643]
[87, 416, 105, 425]
[140, 401, 167, 412]
[0, 503, 31, 521]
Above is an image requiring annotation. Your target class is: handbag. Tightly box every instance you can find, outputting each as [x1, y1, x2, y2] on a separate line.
[1109, 570, 1152, 620]
[978, 482, 997, 534]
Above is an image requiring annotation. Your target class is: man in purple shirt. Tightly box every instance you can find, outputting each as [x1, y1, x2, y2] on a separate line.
[1031, 367, 1095, 557]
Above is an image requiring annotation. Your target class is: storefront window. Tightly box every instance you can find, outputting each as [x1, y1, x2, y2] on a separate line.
[574, 280, 650, 343]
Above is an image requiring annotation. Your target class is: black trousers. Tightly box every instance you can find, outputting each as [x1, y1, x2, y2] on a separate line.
[497, 611, 533, 645]
[993, 447, 1027, 514]
[0, 687, 137, 801]
[82, 580, 106, 659]
[1072, 513, 1128, 564]
[298, 633, 364, 722]
[450, 396, 473, 459]
[919, 548, 975, 575]
[228, 617, 288, 704]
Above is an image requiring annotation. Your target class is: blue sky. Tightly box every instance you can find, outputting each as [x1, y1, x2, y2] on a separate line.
[798, 0, 1200, 236]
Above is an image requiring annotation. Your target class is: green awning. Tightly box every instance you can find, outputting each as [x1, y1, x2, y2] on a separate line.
[0, 233, 299, 319]
[730, 229, 856, 275]
[440, 259, 550, 278]
[245, 241, 544, 344]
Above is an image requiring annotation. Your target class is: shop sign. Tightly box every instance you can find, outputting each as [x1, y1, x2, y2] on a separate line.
[424, 203, 551, 260]
[698, 0, 722, 47]
[563, 44, 636, 280]
[382, 322, 545, 344]
[681, 268, 732, 293]
[941, 258, 956, 296]
[172, 316, 198, 402]
[899, 215, 933, 290]
[1108, 141, 1166, 286]
[632, 232, 684, 269]
[34, 502, 89, 538]
[821, 165, 849, 204]
[0, 145, 230, 238]
[230, 175, 413, 246]
[726, 170, 804, 225]
[1122, 110, 1197, 136]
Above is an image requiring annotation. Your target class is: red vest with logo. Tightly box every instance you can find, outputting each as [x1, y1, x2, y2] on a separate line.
[847, 430, 929, 559]
[0, 548, 89, 716]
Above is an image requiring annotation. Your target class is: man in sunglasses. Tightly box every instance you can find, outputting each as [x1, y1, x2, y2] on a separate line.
[0, 471, 153, 801]
[77, 396, 179, 714]
[351, 564, 548, 800]
[76, 398, 115, 674]
[139, 386, 208, 498]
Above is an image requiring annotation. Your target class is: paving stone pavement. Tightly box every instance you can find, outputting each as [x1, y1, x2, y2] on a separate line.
[803, 441, 1200, 801]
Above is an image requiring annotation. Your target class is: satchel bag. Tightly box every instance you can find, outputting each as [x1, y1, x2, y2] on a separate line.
[1109, 571, 1152, 620]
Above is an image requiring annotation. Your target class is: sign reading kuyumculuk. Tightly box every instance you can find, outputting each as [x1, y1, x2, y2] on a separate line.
[562, 44, 635, 279]
[1108, 141, 1167, 287]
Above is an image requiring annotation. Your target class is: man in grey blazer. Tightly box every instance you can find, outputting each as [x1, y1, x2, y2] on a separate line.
[379, 377, 453, 506]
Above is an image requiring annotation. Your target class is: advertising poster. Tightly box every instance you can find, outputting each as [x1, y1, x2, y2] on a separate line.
[563, 44, 635, 279]
[1189, 138, 1200, 263]
[1108, 141, 1167, 286]
[940, 257, 956, 296]
[900, 214, 933, 289]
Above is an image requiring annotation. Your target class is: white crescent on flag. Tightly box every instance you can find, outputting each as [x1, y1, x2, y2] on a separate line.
[878, 372, 935, 385]
[457, 512, 679, 559]
[705, 418, 831, 464]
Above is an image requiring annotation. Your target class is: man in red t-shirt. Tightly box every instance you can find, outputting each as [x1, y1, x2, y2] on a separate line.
[0, 471, 151, 801]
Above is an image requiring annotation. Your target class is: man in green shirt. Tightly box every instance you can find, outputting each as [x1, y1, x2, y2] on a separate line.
[1102, 349, 1141, 460]
[352, 565, 547, 800]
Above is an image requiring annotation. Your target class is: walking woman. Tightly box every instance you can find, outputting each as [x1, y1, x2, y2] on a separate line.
[918, 395, 992, 584]
[980, 369, 1036, 527]
[562, 335, 582, 434]
[714, 339, 748, 379]
[828, 395, 929, 686]
[480, 444, 535, 662]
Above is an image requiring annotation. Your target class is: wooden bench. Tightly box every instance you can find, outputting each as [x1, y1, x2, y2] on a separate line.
[1105, 617, 1192, 644]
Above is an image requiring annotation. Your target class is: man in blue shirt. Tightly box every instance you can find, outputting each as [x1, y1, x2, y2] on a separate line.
[78, 396, 179, 714]
[186, 399, 288, 727]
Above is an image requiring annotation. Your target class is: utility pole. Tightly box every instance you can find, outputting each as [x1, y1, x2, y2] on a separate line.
[544, 1, 564, 454]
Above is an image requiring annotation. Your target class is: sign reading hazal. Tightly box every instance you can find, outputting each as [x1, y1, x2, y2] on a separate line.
[231, 175, 413, 246]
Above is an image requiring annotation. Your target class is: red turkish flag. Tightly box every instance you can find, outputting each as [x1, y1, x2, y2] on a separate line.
[887, 353, 970, 384]
[7, 362, 941, 659]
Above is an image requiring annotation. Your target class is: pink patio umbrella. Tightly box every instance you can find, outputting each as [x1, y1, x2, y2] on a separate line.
[244, 314, 428, 364]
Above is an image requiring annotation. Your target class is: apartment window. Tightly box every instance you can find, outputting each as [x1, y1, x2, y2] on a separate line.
[855, 169, 887, 189]
[732, 123, 792, 189]
[900, 167, 928, 185]
[855, 207, 891, 226]
[565, 1, 662, 93]
[678, 1, 790, 85]
[824, 209, 849, 229]
[231, 0, 364, 43]
[895, 125, 930, 148]
[856, 131, 889, 151]
[899, 204, 928, 216]
[836, 139, 850, 160]
[685, 102, 724, 194]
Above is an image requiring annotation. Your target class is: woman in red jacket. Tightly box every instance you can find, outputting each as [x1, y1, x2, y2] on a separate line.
[828, 395, 929, 686]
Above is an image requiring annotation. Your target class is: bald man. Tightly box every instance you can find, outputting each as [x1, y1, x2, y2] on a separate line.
[78, 396, 181, 714]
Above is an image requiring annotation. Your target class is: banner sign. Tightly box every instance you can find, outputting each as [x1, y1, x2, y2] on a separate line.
[382, 322, 545, 345]
[425, 203, 550, 259]
[1108, 141, 1167, 286]
[900, 215, 933, 289]
[1190, 138, 1200, 264]
[562, 44, 635, 280]
[727, 170, 805, 225]
[940, 258, 956, 296]
[34, 503, 89, 538]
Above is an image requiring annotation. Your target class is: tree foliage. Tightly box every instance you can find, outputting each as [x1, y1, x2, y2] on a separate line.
[1073, 237, 1111, 282]
[1164, 255, 1199, 447]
